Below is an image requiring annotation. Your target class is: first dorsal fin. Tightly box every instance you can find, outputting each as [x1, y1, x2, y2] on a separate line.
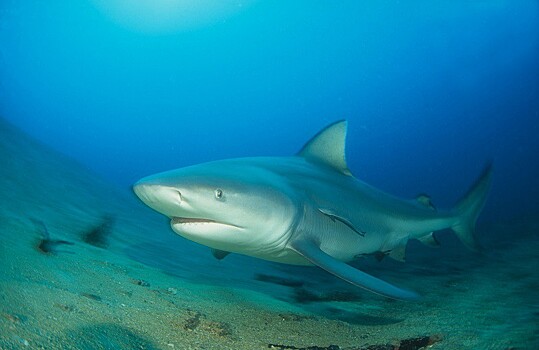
[297, 120, 352, 176]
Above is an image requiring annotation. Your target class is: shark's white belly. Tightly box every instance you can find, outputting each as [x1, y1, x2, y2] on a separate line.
[242, 211, 395, 266]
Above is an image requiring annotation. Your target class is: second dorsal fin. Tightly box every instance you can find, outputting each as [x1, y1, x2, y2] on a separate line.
[416, 194, 437, 211]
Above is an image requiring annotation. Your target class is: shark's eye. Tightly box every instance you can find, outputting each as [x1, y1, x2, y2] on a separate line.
[214, 189, 224, 199]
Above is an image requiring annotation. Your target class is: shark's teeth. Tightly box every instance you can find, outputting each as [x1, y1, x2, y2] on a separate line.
[172, 217, 215, 225]
[171, 217, 243, 229]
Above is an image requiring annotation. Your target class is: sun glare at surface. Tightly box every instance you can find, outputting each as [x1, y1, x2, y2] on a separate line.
[92, 0, 257, 33]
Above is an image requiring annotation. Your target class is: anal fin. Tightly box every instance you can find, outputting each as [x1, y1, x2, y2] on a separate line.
[388, 245, 407, 262]
[418, 233, 440, 247]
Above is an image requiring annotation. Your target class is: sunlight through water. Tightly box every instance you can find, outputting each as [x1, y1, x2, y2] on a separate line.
[92, 0, 257, 33]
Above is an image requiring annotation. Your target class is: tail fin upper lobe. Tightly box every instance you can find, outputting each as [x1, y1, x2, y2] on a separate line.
[452, 163, 493, 250]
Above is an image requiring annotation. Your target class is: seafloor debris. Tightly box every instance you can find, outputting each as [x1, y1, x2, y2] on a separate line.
[31, 218, 74, 254]
[268, 335, 442, 350]
[80, 293, 102, 302]
[1, 312, 27, 323]
[131, 278, 150, 287]
[268, 345, 339, 350]
[183, 310, 202, 331]
[395, 335, 442, 350]
[166, 287, 178, 295]
[181, 310, 233, 338]
[82, 214, 114, 248]
[278, 313, 315, 322]
[54, 303, 76, 312]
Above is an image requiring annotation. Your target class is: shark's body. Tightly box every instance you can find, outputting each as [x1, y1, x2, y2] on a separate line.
[134, 121, 491, 300]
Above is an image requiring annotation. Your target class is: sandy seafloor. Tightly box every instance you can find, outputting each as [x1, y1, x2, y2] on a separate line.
[0, 118, 538, 350]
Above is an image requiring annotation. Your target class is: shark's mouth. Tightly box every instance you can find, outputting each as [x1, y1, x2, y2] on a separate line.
[171, 217, 216, 225]
[171, 217, 242, 229]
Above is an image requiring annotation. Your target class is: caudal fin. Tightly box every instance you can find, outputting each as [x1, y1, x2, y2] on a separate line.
[452, 163, 493, 250]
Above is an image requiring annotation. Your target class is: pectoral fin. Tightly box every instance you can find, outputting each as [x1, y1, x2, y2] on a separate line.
[290, 239, 420, 301]
[211, 249, 230, 260]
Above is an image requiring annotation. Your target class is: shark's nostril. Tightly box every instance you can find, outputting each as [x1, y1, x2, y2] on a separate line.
[132, 183, 184, 218]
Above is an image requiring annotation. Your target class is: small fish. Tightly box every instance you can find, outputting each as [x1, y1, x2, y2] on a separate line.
[81, 215, 114, 248]
[30, 219, 74, 254]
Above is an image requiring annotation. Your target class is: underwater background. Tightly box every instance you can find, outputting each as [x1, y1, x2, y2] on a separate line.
[1, 1, 538, 349]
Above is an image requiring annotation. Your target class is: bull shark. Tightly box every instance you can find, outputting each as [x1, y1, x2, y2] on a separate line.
[133, 121, 492, 300]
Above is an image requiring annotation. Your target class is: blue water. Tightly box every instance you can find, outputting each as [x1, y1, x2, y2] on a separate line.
[1, 2, 539, 348]
[1, 0, 538, 223]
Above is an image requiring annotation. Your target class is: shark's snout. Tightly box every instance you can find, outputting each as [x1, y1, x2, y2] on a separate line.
[133, 182, 182, 217]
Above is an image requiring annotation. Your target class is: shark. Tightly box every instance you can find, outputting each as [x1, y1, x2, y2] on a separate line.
[133, 121, 492, 300]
